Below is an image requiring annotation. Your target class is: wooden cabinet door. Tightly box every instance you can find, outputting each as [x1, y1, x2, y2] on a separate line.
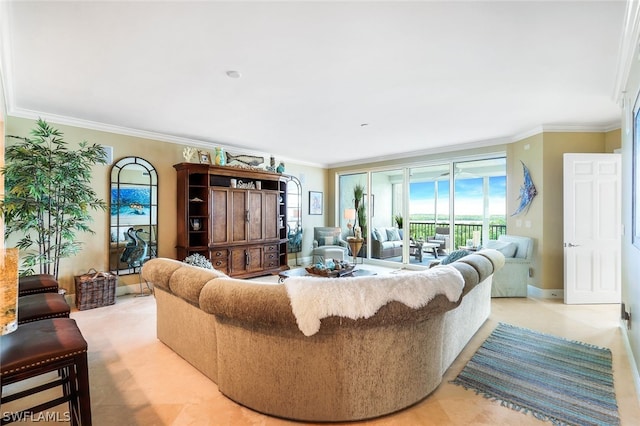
[230, 190, 248, 243]
[229, 246, 263, 275]
[247, 191, 264, 242]
[263, 191, 279, 240]
[246, 246, 263, 272]
[210, 188, 229, 244]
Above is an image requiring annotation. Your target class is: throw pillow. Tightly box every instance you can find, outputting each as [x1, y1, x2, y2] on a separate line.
[435, 233, 448, 241]
[317, 232, 338, 246]
[323, 236, 335, 246]
[374, 229, 387, 242]
[485, 240, 517, 258]
[441, 249, 470, 265]
[386, 228, 401, 241]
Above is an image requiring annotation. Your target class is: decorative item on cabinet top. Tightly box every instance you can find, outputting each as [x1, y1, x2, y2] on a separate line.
[183, 147, 197, 162]
[198, 150, 211, 164]
[225, 152, 264, 167]
[236, 180, 256, 189]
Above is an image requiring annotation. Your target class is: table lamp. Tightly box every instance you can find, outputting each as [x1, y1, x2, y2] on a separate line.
[1, 248, 19, 335]
[344, 208, 356, 235]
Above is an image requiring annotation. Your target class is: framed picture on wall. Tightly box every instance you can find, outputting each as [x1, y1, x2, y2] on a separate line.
[309, 191, 323, 215]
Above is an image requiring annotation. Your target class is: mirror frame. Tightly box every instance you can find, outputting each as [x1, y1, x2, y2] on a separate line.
[109, 156, 158, 276]
[284, 175, 302, 256]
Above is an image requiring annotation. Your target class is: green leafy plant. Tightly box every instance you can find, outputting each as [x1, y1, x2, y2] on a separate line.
[353, 183, 365, 234]
[1, 119, 107, 278]
[394, 214, 403, 228]
[357, 203, 367, 237]
[353, 183, 364, 210]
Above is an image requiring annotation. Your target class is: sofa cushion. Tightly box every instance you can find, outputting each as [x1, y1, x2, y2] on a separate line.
[441, 249, 470, 265]
[485, 240, 517, 258]
[386, 228, 401, 241]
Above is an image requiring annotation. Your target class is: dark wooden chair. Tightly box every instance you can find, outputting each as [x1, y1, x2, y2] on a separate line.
[1, 318, 92, 425]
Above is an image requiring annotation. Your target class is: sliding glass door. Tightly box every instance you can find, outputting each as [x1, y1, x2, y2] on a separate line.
[370, 169, 404, 264]
[453, 158, 506, 249]
[408, 164, 451, 264]
[336, 155, 506, 266]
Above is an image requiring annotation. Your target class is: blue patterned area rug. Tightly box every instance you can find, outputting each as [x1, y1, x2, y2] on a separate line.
[452, 323, 620, 425]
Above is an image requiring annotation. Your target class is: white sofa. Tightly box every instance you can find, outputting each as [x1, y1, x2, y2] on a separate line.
[484, 234, 534, 297]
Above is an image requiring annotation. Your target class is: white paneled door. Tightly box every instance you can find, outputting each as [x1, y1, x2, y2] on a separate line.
[563, 153, 621, 304]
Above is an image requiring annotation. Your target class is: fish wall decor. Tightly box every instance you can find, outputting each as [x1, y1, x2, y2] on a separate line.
[511, 160, 537, 216]
[225, 152, 264, 167]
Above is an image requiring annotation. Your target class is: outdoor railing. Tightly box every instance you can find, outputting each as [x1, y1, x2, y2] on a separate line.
[408, 221, 506, 249]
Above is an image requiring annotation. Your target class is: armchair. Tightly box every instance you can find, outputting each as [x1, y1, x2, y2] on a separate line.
[427, 226, 451, 256]
[312, 227, 349, 263]
[485, 234, 534, 297]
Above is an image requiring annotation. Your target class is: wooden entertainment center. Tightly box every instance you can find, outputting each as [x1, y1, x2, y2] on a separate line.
[174, 162, 289, 278]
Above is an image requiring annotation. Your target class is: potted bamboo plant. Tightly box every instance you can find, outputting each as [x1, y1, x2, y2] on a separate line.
[1, 119, 107, 279]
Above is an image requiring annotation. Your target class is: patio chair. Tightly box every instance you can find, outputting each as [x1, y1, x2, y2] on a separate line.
[427, 226, 451, 256]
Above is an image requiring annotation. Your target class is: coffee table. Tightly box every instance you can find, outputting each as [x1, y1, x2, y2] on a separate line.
[278, 267, 376, 282]
[409, 241, 441, 262]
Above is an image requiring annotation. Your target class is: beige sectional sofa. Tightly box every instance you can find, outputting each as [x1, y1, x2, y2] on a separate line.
[141, 250, 504, 422]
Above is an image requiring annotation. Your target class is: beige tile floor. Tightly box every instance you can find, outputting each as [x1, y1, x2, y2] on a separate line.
[4, 273, 640, 425]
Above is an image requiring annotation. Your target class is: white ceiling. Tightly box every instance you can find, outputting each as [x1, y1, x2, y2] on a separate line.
[0, 1, 627, 168]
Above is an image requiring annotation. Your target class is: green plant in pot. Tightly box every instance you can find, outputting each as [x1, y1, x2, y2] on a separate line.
[394, 214, 403, 229]
[353, 183, 366, 236]
[0, 119, 107, 279]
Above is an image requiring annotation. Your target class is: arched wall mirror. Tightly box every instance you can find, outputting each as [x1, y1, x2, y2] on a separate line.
[109, 157, 158, 276]
[285, 175, 302, 265]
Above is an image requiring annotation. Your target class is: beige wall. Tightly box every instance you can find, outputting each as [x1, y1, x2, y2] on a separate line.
[540, 132, 610, 290]
[5, 117, 185, 290]
[5, 117, 327, 291]
[506, 133, 543, 288]
[605, 128, 622, 153]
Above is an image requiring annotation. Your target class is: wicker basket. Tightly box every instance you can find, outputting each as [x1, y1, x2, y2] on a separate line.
[74, 269, 117, 310]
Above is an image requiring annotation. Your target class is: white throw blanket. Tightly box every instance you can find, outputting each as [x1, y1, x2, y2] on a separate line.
[284, 266, 464, 336]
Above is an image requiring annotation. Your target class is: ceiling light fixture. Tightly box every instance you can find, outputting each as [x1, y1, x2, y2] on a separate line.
[226, 70, 241, 79]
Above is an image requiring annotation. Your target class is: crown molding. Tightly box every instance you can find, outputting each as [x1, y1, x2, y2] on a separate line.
[510, 121, 621, 143]
[613, 0, 640, 105]
[7, 107, 326, 169]
[331, 122, 622, 169]
[8, 105, 620, 171]
[327, 136, 510, 169]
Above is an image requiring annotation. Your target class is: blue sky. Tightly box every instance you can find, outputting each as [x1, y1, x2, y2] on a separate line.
[409, 176, 506, 216]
